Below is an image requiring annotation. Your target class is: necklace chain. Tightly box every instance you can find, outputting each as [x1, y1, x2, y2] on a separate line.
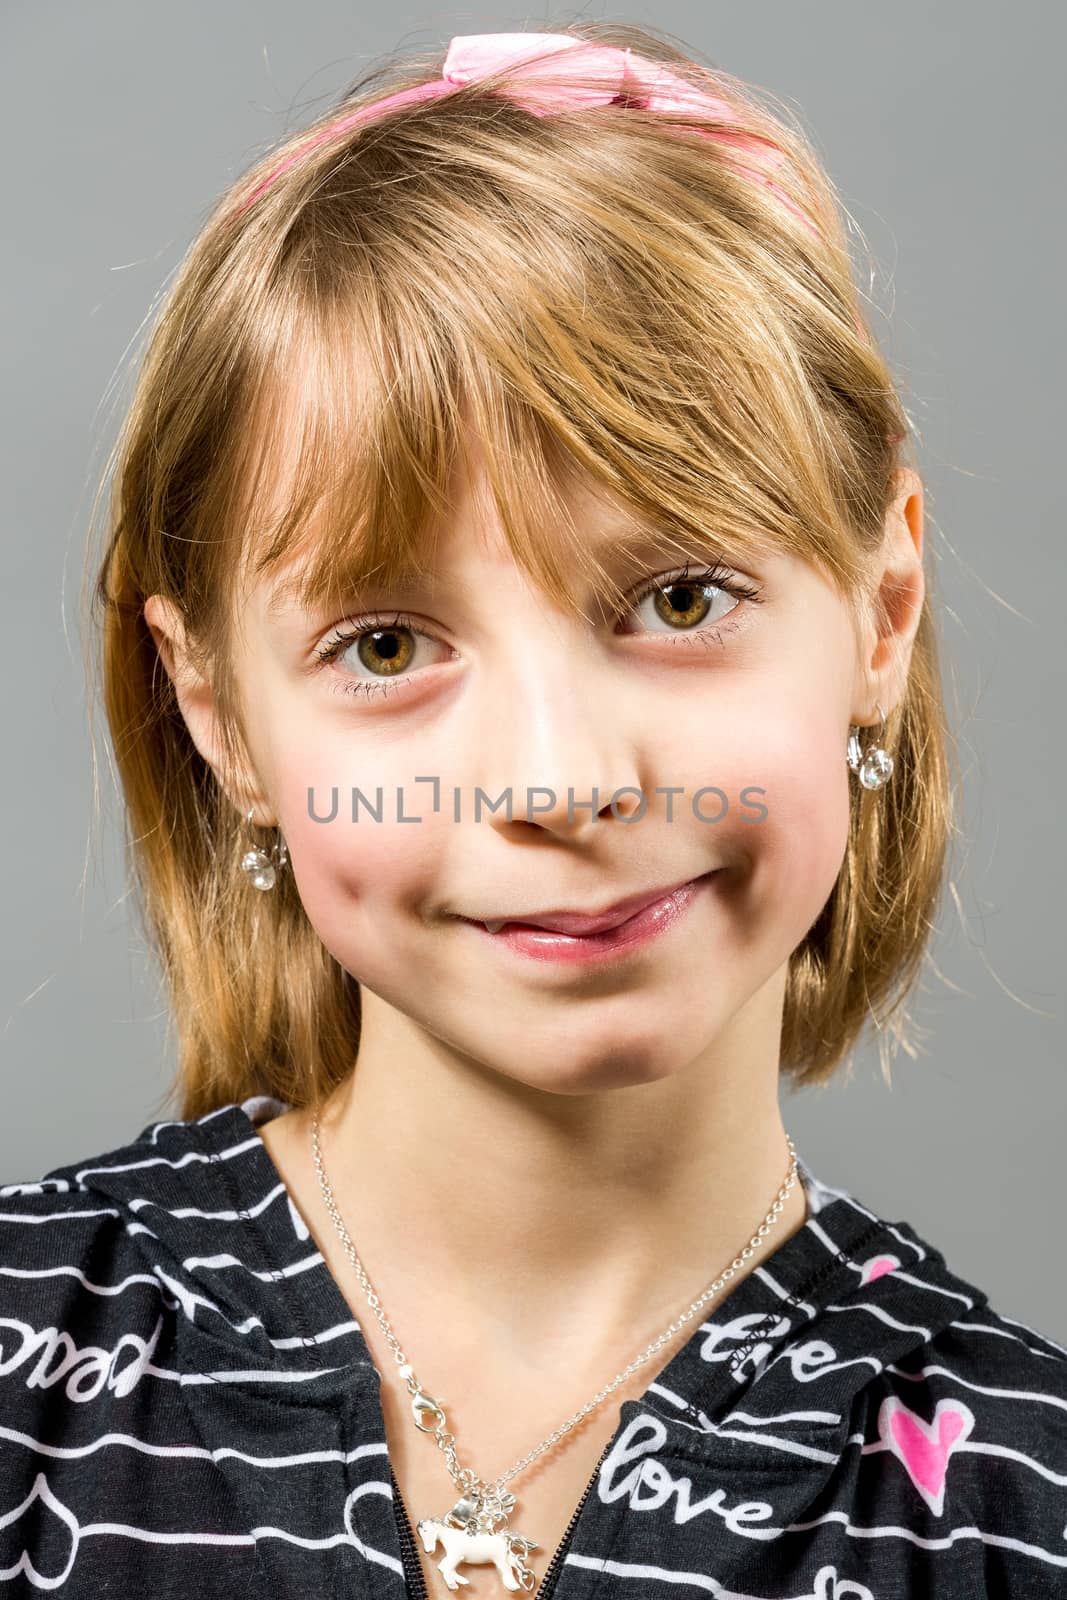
[311, 1110, 799, 1502]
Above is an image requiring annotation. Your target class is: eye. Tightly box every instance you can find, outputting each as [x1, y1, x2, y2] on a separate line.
[620, 560, 764, 643]
[313, 560, 765, 703]
[313, 611, 453, 702]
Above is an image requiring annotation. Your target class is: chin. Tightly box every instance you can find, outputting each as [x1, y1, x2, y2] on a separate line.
[513, 1047, 686, 1097]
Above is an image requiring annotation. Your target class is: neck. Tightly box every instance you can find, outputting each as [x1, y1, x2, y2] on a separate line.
[302, 984, 808, 1380]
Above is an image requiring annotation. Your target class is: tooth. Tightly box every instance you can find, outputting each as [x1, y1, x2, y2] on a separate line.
[483, 920, 506, 934]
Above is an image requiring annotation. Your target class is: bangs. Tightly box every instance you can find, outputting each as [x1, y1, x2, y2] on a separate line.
[216, 91, 888, 631]
[237, 305, 781, 631]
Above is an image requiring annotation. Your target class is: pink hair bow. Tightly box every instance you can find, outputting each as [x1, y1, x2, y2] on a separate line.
[442, 34, 816, 235]
[239, 31, 814, 238]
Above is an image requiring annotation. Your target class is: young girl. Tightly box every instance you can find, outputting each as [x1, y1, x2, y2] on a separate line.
[2, 23, 1063, 1599]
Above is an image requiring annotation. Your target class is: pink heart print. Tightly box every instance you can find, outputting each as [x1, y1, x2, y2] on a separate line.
[879, 1396, 975, 1516]
[861, 1253, 900, 1283]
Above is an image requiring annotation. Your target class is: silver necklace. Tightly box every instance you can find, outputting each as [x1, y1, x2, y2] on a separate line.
[312, 1112, 798, 1595]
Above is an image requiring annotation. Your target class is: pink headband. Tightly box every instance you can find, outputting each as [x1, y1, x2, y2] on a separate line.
[239, 31, 816, 234]
[235, 31, 905, 446]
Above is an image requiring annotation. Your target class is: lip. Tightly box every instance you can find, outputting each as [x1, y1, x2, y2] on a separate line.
[465, 871, 714, 937]
[461, 871, 719, 965]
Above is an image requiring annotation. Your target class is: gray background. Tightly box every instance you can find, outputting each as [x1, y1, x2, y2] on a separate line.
[2, 4, 1063, 1337]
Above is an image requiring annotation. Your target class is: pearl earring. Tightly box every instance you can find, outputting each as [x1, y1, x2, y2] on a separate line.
[239, 808, 289, 890]
[847, 701, 894, 790]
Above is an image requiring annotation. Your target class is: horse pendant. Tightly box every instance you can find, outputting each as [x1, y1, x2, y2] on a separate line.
[414, 1490, 540, 1593]
[403, 1379, 540, 1591]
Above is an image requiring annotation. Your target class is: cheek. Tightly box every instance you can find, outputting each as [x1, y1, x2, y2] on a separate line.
[742, 705, 853, 910]
[274, 791, 451, 971]
[260, 710, 445, 958]
[656, 694, 850, 876]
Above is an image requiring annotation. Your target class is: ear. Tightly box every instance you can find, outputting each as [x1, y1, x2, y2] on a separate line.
[852, 468, 925, 726]
[143, 594, 276, 827]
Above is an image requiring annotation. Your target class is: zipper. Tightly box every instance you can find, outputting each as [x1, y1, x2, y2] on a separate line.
[390, 1467, 429, 1598]
[390, 1438, 614, 1600]
[532, 1436, 615, 1600]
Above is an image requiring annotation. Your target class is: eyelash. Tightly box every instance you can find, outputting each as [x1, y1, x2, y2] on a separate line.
[313, 560, 765, 702]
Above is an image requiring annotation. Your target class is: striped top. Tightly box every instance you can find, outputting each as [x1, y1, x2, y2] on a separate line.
[1, 1091, 1065, 1596]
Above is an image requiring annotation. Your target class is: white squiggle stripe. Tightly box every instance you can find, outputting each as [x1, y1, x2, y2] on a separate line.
[803, 1211, 928, 1272]
[340, 1440, 390, 1464]
[555, 1550, 876, 1598]
[285, 1193, 309, 1240]
[0, 1472, 80, 1589]
[68, 1520, 305, 1547]
[34, 1128, 274, 1194]
[151, 1265, 359, 1349]
[883, 1357, 1067, 1416]
[862, 1434, 1067, 1487]
[144, 1103, 259, 1143]
[127, 1181, 291, 1221]
[0, 1264, 163, 1296]
[816, 1190, 933, 1265]
[644, 1379, 693, 1412]
[0, 1261, 358, 1355]
[0, 1178, 72, 1197]
[820, 1300, 936, 1337]
[181, 1247, 328, 1282]
[272, 1319, 362, 1351]
[341, 1480, 405, 1578]
[955, 1317, 1067, 1362]
[704, 1427, 842, 1464]
[800, 1217, 847, 1261]
[726, 1408, 844, 1426]
[0, 1206, 121, 1226]
[752, 1262, 818, 1319]
[143, 1121, 191, 1141]
[175, 1365, 350, 1387]
[0, 1499, 403, 1590]
[782, 1506, 1067, 1567]
[0, 1421, 388, 1470]
[995, 1311, 1067, 1361]
[859, 1269, 977, 1308]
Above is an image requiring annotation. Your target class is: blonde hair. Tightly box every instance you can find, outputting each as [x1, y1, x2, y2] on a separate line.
[85, 21, 957, 1123]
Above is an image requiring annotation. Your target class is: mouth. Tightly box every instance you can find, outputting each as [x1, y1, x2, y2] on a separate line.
[459, 870, 721, 965]
[464, 869, 719, 937]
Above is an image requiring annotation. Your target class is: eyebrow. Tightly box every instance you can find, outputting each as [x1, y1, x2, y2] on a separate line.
[262, 525, 742, 620]
[264, 566, 433, 619]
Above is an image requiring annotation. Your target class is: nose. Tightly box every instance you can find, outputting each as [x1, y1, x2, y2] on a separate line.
[472, 637, 647, 840]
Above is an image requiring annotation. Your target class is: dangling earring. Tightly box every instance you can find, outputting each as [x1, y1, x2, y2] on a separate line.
[239, 808, 289, 891]
[847, 701, 894, 790]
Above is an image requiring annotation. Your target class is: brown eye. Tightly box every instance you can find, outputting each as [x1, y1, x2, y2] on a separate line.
[314, 610, 454, 702]
[649, 581, 716, 630]
[624, 572, 746, 638]
[354, 625, 416, 677]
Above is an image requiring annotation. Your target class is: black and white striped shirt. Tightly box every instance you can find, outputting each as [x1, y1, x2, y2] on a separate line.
[2, 1093, 1065, 1596]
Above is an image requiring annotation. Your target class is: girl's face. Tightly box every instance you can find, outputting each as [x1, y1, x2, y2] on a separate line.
[152, 446, 923, 1097]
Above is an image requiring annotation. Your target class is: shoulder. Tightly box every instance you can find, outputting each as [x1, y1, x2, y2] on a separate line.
[0, 1119, 192, 1395]
[0, 1106, 254, 1425]
[866, 1258, 1067, 1590]
[791, 1167, 1067, 1591]
[916, 1286, 1067, 1464]
[0, 1154, 139, 1341]
[0, 1101, 315, 1592]
[895, 1266, 1067, 1437]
